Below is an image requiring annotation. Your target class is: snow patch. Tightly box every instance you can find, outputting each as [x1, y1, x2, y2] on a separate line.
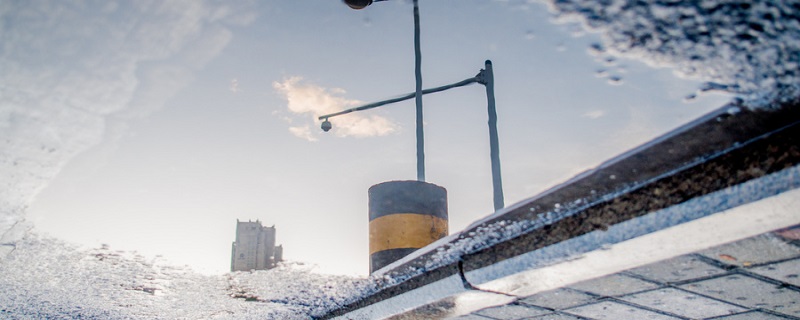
[0, 234, 379, 319]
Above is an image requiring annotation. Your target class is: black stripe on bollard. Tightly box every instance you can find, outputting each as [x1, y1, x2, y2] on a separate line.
[370, 248, 418, 274]
[369, 180, 448, 273]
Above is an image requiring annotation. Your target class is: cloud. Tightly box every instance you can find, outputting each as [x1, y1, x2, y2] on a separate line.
[288, 125, 318, 142]
[582, 110, 605, 119]
[230, 78, 241, 93]
[273, 77, 398, 140]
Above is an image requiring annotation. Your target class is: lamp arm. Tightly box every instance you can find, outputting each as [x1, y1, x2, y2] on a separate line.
[318, 77, 479, 121]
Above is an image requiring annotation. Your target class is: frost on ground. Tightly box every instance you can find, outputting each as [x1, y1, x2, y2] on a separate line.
[0, 233, 379, 319]
[542, 0, 800, 106]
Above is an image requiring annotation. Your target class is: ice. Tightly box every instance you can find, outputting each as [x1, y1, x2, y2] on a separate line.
[1, 0, 246, 256]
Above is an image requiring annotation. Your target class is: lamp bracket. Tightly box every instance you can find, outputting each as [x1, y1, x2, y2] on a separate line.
[475, 69, 488, 85]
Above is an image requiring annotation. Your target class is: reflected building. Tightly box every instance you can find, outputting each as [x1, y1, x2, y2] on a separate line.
[230, 220, 283, 272]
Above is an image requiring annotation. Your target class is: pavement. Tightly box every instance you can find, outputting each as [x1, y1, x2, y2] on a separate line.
[450, 229, 800, 320]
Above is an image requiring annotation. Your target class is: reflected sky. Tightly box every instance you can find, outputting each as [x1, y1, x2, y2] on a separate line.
[8, 0, 734, 276]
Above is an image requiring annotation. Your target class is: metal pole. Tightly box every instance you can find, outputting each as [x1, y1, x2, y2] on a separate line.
[413, 0, 425, 182]
[484, 60, 505, 210]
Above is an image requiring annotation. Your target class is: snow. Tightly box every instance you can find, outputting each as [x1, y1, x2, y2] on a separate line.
[541, 0, 800, 107]
[0, 233, 382, 319]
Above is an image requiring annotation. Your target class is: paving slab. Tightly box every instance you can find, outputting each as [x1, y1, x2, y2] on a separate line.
[526, 314, 583, 320]
[711, 311, 792, 319]
[568, 274, 660, 297]
[474, 304, 551, 319]
[518, 288, 596, 310]
[563, 301, 680, 320]
[679, 274, 800, 317]
[450, 315, 492, 320]
[749, 258, 800, 287]
[699, 234, 800, 267]
[627, 255, 726, 283]
[620, 287, 746, 319]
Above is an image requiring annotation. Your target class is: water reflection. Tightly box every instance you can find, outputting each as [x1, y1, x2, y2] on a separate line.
[5, 0, 796, 318]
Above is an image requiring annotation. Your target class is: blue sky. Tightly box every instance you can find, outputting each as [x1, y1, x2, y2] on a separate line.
[9, 0, 733, 276]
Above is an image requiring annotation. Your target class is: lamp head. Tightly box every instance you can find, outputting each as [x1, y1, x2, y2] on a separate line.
[343, 0, 372, 9]
[321, 119, 332, 132]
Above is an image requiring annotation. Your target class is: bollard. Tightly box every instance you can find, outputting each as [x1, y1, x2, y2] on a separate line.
[368, 180, 448, 273]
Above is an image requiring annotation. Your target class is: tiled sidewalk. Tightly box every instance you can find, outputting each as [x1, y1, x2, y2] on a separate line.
[456, 230, 800, 320]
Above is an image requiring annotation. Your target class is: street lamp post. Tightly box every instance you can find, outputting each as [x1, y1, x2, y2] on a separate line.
[344, 0, 426, 182]
[412, 0, 424, 182]
[483, 61, 504, 211]
[338, 0, 504, 273]
[319, 60, 504, 211]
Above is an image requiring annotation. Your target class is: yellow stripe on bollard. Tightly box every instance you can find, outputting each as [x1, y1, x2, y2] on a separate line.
[369, 213, 448, 255]
[368, 180, 448, 273]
